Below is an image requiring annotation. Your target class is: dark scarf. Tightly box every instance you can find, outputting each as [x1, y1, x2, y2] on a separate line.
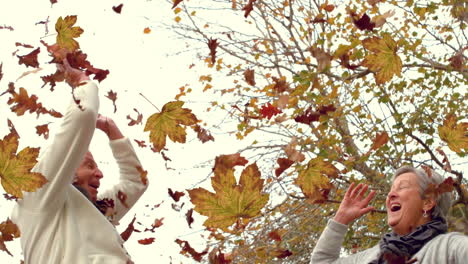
[369, 216, 448, 264]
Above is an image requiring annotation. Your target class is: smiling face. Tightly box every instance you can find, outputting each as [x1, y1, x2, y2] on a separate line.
[74, 152, 103, 202]
[386, 172, 435, 236]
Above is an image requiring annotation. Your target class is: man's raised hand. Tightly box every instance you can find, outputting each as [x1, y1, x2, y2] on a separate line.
[333, 183, 376, 225]
[96, 115, 124, 140]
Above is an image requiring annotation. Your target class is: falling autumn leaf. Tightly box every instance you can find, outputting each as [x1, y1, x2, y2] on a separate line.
[175, 239, 208, 262]
[370, 131, 389, 151]
[275, 158, 294, 177]
[0, 63, 3, 81]
[243, 68, 255, 86]
[35, 124, 50, 139]
[168, 188, 185, 202]
[127, 108, 143, 126]
[55, 16, 83, 51]
[295, 157, 339, 203]
[424, 177, 455, 198]
[105, 90, 117, 113]
[362, 33, 402, 84]
[260, 103, 282, 119]
[209, 248, 233, 264]
[6, 84, 63, 118]
[172, 0, 183, 9]
[192, 125, 214, 143]
[283, 137, 306, 162]
[271, 76, 289, 93]
[144, 101, 198, 152]
[138, 237, 155, 245]
[120, 215, 137, 242]
[186, 208, 194, 228]
[0, 218, 20, 256]
[438, 114, 468, 153]
[136, 166, 148, 186]
[268, 229, 283, 241]
[112, 4, 123, 14]
[134, 139, 147, 148]
[0, 125, 47, 198]
[242, 0, 256, 18]
[188, 154, 269, 229]
[207, 38, 219, 64]
[17, 48, 40, 68]
[436, 147, 452, 172]
[143, 27, 151, 34]
[350, 12, 375, 31]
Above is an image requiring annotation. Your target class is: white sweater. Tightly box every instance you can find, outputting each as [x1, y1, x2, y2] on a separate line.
[311, 219, 468, 264]
[11, 81, 148, 264]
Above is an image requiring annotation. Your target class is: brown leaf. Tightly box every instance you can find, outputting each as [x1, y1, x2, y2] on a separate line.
[17, 48, 40, 68]
[242, 0, 256, 18]
[35, 124, 50, 139]
[172, 0, 183, 9]
[134, 139, 147, 148]
[168, 188, 185, 202]
[0, 63, 3, 82]
[138, 237, 155, 245]
[7, 84, 63, 118]
[186, 208, 194, 228]
[136, 166, 148, 186]
[436, 147, 452, 172]
[208, 248, 233, 264]
[193, 125, 215, 143]
[271, 76, 289, 93]
[112, 4, 123, 14]
[208, 38, 219, 64]
[283, 137, 305, 162]
[268, 230, 282, 241]
[127, 108, 143, 126]
[350, 12, 375, 31]
[424, 177, 455, 198]
[243, 68, 255, 86]
[15, 42, 34, 48]
[41, 70, 65, 91]
[272, 248, 293, 259]
[370, 131, 389, 151]
[275, 158, 294, 177]
[175, 239, 208, 262]
[120, 215, 137, 242]
[0, 25, 14, 31]
[105, 90, 117, 113]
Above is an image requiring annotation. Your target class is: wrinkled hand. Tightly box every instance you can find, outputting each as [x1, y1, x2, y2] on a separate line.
[333, 183, 376, 225]
[96, 115, 123, 140]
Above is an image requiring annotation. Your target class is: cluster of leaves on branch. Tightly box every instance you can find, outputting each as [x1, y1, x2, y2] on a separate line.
[166, 0, 467, 262]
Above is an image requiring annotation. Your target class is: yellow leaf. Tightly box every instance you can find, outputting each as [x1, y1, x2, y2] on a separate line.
[174, 7, 182, 14]
[143, 27, 151, 34]
[188, 154, 269, 229]
[175, 16, 182, 23]
[0, 130, 47, 198]
[362, 33, 402, 84]
[295, 157, 338, 203]
[144, 101, 198, 152]
[55, 16, 83, 51]
[438, 114, 468, 153]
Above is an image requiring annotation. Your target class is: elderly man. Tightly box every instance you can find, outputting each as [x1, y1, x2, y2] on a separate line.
[11, 61, 148, 263]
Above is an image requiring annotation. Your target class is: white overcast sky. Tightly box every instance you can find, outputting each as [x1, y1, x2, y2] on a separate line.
[0, 0, 248, 263]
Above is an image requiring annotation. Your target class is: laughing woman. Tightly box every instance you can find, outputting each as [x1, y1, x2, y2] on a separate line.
[310, 166, 468, 264]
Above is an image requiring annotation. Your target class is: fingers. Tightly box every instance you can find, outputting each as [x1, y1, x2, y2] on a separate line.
[363, 190, 376, 205]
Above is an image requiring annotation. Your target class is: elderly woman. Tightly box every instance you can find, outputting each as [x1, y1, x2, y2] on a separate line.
[311, 166, 468, 263]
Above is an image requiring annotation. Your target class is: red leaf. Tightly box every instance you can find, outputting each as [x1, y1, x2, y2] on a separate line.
[168, 188, 185, 202]
[17, 48, 40, 68]
[242, 0, 257, 18]
[351, 13, 375, 31]
[172, 0, 183, 9]
[112, 4, 123, 14]
[127, 108, 143, 126]
[138, 237, 155, 245]
[15, 42, 34, 48]
[41, 70, 65, 91]
[260, 103, 282, 119]
[186, 208, 194, 228]
[207, 38, 219, 64]
[0, 25, 14, 31]
[275, 158, 294, 177]
[268, 230, 282, 241]
[214, 153, 248, 172]
[120, 215, 137, 242]
[436, 147, 452, 172]
[105, 90, 118, 113]
[175, 239, 208, 262]
[0, 63, 3, 82]
[294, 107, 320, 124]
[272, 76, 289, 93]
[273, 248, 293, 259]
[117, 190, 129, 208]
[35, 124, 50, 139]
[209, 248, 233, 264]
[317, 104, 337, 114]
[134, 139, 147, 148]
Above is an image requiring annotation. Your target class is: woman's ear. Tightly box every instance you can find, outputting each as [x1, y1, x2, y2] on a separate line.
[423, 196, 436, 212]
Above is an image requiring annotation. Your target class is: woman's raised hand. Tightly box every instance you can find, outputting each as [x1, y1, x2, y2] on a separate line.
[333, 183, 376, 225]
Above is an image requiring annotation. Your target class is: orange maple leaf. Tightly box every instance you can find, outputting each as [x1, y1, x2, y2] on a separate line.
[0, 126, 47, 198]
[295, 157, 339, 203]
[188, 154, 269, 229]
[362, 33, 402, 84]
[144, 101, 198, 152]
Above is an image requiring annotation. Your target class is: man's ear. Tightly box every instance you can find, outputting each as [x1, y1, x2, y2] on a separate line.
[423, 196, 436, 212]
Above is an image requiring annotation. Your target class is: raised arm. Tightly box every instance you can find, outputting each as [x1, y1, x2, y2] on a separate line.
[96, 116, 148, 224]
[310, 183, 376, 263]
[20, 62, 99, 211]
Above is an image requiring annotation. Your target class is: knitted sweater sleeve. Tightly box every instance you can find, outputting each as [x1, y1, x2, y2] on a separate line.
[19, 81, 99, 211]
[97, 137, 148, 224]
[310, 219, 378, 264]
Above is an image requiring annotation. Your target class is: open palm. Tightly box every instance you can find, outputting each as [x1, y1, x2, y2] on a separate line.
[334, 183, 376, 225]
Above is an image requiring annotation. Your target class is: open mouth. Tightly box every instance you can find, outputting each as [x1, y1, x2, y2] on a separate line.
[390, 203, 401, 212]
[89, 183, 100, 190]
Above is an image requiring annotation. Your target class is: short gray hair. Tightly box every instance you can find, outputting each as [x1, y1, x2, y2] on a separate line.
[393, 166, 451, 220]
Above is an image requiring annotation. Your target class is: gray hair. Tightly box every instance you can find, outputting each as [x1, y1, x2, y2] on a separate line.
[393, 166, 452, 220]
